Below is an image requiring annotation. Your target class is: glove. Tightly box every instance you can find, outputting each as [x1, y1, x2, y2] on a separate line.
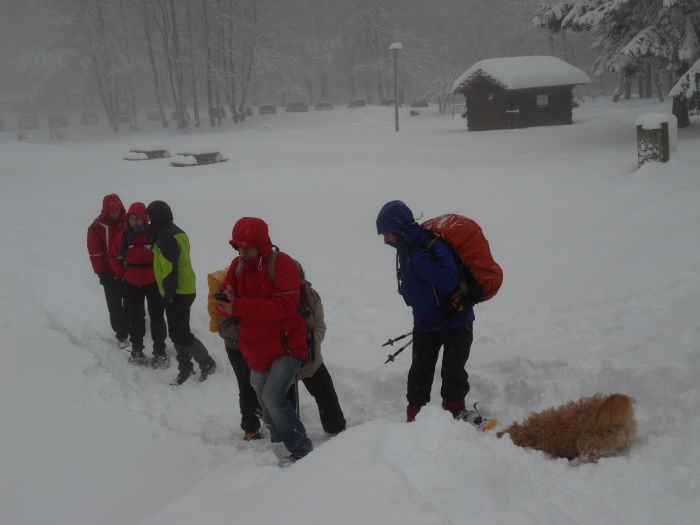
[97, 273, 111, 286]
[447, 289, 465, 313]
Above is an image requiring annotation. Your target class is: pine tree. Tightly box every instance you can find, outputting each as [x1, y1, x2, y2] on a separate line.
[536, 0, 700, 99]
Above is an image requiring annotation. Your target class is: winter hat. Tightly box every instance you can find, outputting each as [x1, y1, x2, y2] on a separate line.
[127, 202, 148, 222]
[376, 200, 415, 236]
[146, 200, 173, 226]
[101, 193, 124, 216]
[231, 217, 273, 256]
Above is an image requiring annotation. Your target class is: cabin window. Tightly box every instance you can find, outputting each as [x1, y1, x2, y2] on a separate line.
[487, 93, 495, 102]
[536, 94, 549, 108]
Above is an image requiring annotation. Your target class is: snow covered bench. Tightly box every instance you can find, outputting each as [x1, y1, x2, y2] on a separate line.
[170, 147, 227, 167]
[124, 145, 172, 161]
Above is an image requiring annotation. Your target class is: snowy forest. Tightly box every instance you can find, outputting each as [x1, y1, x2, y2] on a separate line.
[1, 0, 697, 132]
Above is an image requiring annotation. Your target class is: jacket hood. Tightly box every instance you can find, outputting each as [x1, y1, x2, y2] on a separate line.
[376, 200, 416, 235]
[146, 200, 173, 226]
[231, 217, 273, 256]
[126, 202, 148, 222]
[101, 194, 125, 219]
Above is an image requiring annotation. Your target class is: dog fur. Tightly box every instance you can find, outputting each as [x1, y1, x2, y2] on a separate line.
[497, 393, 636, 463]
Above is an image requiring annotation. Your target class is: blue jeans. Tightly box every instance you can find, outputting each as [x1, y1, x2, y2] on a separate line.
[250, 355, 313, 458]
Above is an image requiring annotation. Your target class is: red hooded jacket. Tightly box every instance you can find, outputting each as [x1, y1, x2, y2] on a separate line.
[108, 202, 157, 288]
[220, 217, 308, 372]
[87, 194, 126, 275]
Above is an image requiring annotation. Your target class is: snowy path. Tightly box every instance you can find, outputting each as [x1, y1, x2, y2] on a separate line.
[1, 100, 700, 524]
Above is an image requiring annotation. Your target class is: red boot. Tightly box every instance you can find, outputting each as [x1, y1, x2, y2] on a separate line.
[407, 403, 423, 422]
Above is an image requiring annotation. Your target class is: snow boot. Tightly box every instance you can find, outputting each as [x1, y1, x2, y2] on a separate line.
[243, 430, 263, 441]
[151, 352, 170, 369]
[117, 337, 129, 350]
[407, 403, 422, 422]
[198, 360, 217, 382]
[128, 349, 148, 365]
[447, 402, 497, 432]
[170, 369, 194, 386]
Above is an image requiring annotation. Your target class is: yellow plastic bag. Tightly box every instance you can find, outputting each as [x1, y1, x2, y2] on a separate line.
[207, 268, 228, 332]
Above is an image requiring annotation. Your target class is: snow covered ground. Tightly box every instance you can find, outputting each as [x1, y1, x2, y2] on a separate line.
[1, 99, 699, 525]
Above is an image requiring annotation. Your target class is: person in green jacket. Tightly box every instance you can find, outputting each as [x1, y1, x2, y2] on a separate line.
[146, 200, 216, 385]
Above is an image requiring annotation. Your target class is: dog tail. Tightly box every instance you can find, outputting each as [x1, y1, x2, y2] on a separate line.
[595, 394, 635, 429]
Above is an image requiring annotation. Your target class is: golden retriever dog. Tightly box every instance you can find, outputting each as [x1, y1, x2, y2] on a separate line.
[497, 393, 636, 463]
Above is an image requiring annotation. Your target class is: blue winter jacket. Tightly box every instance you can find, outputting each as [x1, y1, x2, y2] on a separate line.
[396, 224, 475, 331]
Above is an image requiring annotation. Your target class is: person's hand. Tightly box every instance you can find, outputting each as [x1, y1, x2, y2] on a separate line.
[216, 285, 234, 316]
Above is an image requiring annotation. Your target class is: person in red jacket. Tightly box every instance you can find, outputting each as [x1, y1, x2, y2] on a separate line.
[87, 194, 128, 346]
[216, 217, 313, 462]
[109, 202, 169, 368]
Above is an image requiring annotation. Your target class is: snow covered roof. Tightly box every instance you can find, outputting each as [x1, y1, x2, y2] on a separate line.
[452, 56, 591, 94]
[669, 57, 700, 98]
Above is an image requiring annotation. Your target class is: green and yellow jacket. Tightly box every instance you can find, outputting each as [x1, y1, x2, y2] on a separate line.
[152, 222, 196, 299]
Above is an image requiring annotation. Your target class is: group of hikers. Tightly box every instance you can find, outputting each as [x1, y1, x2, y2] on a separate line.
[87, 194, 499, 462]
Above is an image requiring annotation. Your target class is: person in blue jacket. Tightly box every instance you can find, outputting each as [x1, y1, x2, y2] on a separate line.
[376, 200, 479, 424]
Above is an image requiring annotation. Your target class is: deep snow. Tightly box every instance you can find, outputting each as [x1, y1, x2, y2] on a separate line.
[1, 99, 699, 525]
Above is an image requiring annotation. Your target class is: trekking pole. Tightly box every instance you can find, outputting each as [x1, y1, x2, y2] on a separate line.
[385, 338, 413, 364]
[382, 331, 413, 347]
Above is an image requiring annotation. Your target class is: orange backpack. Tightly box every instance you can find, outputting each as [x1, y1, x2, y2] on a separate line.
[422, 214, 503, 304]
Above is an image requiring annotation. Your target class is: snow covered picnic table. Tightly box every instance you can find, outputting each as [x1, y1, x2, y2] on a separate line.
[124, 145, 171, 161]
[170, 147, 227, 167]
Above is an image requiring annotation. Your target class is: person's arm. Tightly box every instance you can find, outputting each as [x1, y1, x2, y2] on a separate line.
[108, 231, 126, 279]
[158, 233, 179, 301]
[411, 241, 458, 291]
[87, 223, 108, 274]
[232, 254, 300, 321]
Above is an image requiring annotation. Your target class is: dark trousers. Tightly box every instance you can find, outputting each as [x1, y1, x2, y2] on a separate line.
[407, 325, 472, 407]
[102, 279, 128, 340]
[301, 364, 346, 434]
[124, 282, 167, 353]
[164, 293, 215, 373]
[226, 346, 261, 433]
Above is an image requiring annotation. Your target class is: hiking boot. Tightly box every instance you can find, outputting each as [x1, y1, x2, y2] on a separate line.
[452, 405, 497, 431]
[286, 450, 310, 462]
[243, 430, 262, 441]
[128, 349, 147, 365]
[170, 369, 194, 386]
[151, 353, 170, 369]
[117, 337, 129, 349]
[199, 361, 217, 382]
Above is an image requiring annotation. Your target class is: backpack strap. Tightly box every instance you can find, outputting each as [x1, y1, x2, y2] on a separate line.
[234, 245, 279, 282]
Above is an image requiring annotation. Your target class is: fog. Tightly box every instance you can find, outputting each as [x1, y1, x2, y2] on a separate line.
[0, 0, 596, 131]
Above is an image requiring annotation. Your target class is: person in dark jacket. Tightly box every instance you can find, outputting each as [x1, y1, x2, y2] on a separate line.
[109, 202, 169, 368]
[146, 200, 216, 385]
[87, 194, 128, 346]
[376, 200, 477, 423]
[216, 217, 313, 461]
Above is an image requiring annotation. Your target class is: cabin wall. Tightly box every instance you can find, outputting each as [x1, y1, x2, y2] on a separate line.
[462, 79, 575, 131]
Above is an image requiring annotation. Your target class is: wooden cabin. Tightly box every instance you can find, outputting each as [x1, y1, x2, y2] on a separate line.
[451, 56, 590, 131]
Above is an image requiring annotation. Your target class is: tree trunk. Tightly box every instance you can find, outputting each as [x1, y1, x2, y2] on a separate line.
[202, 0, 215, 126]
[140, 0, 168, 127]
[119, 0, 138, 130]
[168, 0, 188, 128]
[93, 4, 119, 132]
[185, 1, 200, 127]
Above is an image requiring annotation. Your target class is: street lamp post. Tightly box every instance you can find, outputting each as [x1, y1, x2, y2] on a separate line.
[389, 42, 402, 132]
